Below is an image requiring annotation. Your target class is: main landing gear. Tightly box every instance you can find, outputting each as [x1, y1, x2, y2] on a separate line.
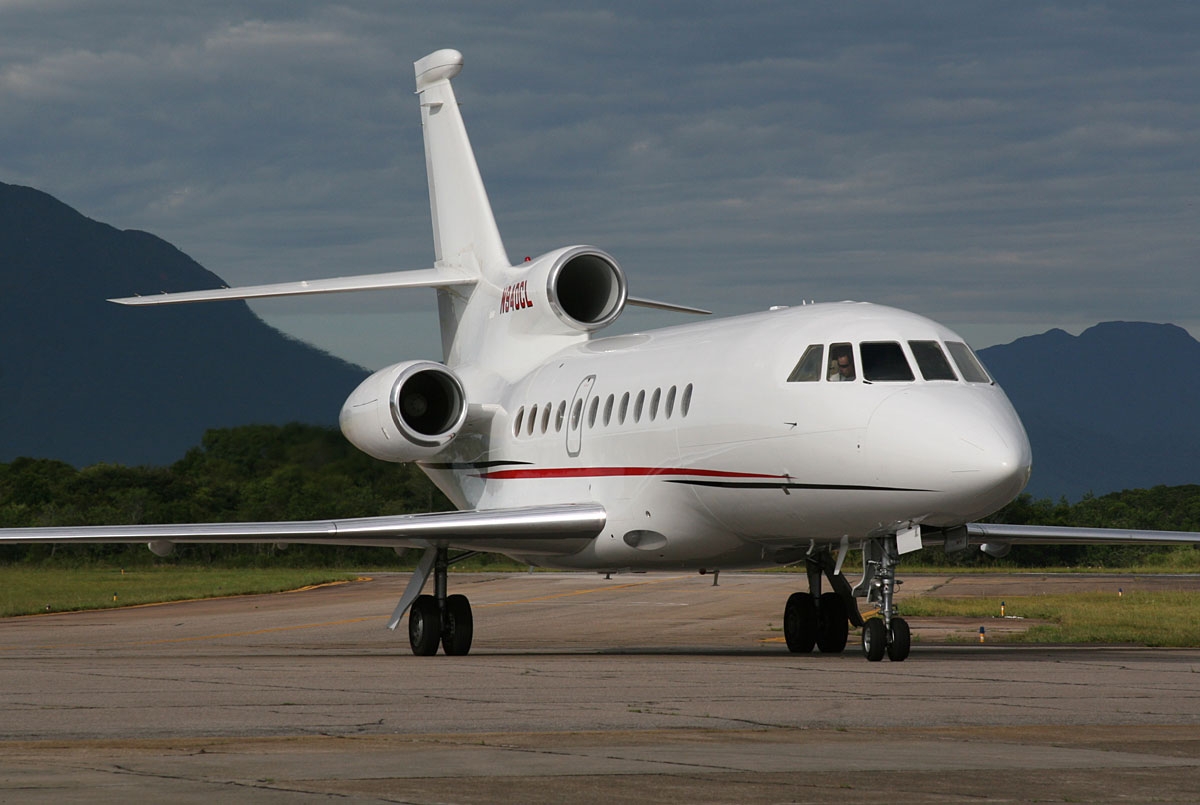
[782, 534, 912, 662]
[782, 545, 862, 655]
[389, 546, 477, 656]
[854, 536, 911, 662]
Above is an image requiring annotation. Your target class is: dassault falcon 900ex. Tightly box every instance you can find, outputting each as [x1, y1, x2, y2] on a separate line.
[6, 49, 1200, 662]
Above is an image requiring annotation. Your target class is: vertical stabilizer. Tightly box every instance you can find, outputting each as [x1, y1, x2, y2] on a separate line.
[415, 50, 510, 277]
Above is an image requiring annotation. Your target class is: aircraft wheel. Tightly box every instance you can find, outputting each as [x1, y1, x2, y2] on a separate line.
[862, 617, 887, 662]
[816, 591, 849, 654]
[887, 617, 911, 662]
[783, 592, 817, 652]
[408, 594, 441, 656]
[441, 593, 474, 656]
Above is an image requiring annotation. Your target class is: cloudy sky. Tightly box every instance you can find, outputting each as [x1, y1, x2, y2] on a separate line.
[3, 2, 1197, 368]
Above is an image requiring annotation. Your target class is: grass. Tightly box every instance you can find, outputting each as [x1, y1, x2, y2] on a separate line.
[900, 591, 1200, 647]
[5, 565, 1200, 647]
[0, 566, 360, 617]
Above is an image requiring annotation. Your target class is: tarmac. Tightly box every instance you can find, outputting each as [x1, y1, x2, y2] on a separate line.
[2, 570, 1199, 803]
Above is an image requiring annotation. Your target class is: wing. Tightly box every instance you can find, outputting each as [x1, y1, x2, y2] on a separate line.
[108, 267, 476, 306]
[0, 503, 606, 557]
[966, 522, 1200, 546]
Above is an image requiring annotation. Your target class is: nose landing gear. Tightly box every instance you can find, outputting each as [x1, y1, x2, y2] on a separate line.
[857, 535, 911, 662]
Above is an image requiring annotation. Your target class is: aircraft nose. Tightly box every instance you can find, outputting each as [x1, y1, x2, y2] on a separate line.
[865, 388, 1032, 519]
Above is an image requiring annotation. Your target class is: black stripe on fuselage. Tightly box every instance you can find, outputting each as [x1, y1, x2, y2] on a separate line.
[419, 460, 534, 471]
[664, 480, 932, 492]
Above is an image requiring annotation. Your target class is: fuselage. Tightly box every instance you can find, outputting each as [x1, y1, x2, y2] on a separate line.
[419, 301, 1033, 571]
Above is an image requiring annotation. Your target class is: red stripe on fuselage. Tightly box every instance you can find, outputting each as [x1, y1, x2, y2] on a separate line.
[476, 466, 788, 481]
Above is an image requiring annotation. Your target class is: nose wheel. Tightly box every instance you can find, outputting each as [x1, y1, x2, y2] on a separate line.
[859, 535, 911, 662]
[862, 615, 910, 662]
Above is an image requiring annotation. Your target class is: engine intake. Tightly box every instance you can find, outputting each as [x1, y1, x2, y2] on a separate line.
[340, 361, 467, 462]
[505, 246, 627, 336]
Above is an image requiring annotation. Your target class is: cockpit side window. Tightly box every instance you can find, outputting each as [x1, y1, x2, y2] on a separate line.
[787, 344, 825, 382]
[909, 340, 958, 381]
[946, 341, 991, 383]
[861, 342, 915, 382]
[827, 343, 856, 382]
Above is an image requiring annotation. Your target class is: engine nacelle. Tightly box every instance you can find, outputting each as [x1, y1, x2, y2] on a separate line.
[502, 246, 627, 336]
[340, 360, 468, 463]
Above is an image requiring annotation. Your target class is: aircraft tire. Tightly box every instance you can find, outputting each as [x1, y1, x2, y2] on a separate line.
[783, 592, 817, 652]
[816, 591, 849, 653]
[862, 617, 887, 662]
[887, 617, 911, 662]
[441, 593, 474, 656]
[409, 594, 441, 656]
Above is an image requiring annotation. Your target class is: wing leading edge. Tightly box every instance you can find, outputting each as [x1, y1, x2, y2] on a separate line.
[108, 267, 477, 306]
[0, 503, 606, 555]
[965, 522, 1200, 546]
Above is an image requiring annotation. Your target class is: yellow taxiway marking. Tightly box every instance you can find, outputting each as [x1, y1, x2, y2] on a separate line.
[135, 575, 696, 645]
[477, 574, 693, 608]
[2, 575, 696, 650]
[131, 616, 379, 646]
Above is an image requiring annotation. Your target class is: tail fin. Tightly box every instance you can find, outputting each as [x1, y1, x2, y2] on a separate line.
[415, 49, 510, 277]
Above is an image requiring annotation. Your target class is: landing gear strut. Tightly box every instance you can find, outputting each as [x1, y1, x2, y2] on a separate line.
[857, 536, 911, 662]
[389, 546, 477, 656]
[782, 545, 861, 654]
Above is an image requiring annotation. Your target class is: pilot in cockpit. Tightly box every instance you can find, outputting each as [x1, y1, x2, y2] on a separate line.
[828, 345, 856, 382]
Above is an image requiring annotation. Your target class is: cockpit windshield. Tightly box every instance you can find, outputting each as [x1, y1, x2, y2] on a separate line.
[787, 344, 825, 382]
[908, 340, 957, 381]
[946, 341, 991, 383]
[828, 343, 856, 381]
[861, 342, 914, 382]
[786, 339, 991, 385]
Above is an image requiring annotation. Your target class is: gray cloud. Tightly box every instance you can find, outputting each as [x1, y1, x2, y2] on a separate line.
[2, 2, 1197, 368]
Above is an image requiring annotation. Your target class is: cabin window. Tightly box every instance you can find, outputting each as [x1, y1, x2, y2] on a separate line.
[618, 392, 630, 424]
[649, 388, 661, 421]
[827, 343, 856, 382]
[541, 403, 552, 433]
[527, 404, 538, 435]
[665, 386, 677, 418]
[862, 342, 915, 382]
[681, 383, 693, 417]
[513, 407, 525, 437]
[634, 390, 645, 423]
[570, 398, 584, 431]
[603, 394, 614, 426]
[587, 396, 599, 428]
[555, 400, 566, 432]
[788, 344, 824, 382]
[947, 341, 991, 383]
[909, 341, 957, 381]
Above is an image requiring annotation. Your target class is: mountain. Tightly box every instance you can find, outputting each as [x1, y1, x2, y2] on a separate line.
[1, 182, 369, 467]
[979, 322, 1200, 500]
[4, 183, 1196, 499]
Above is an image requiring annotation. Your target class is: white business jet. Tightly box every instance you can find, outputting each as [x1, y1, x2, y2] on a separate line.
[5, 50, 1200, 661]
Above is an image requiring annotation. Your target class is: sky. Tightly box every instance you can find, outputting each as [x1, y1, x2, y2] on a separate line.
[3, 2, 1198, 369]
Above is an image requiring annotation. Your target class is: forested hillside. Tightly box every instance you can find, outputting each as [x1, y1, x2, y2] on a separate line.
[0, 424, 451, 566]
[3, 423, 1198, 568]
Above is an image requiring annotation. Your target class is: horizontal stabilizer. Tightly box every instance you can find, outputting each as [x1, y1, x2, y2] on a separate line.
[627, 296, 711, 315]
[0, 503, 606, 552]
[109, 267, 476, 306]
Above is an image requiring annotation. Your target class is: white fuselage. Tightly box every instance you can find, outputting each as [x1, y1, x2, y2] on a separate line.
[420, 301, 1032, 571]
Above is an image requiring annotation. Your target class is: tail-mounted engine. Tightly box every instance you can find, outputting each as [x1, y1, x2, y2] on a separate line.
[501, 245, 627, 337]
[340, 360, 468, 462]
